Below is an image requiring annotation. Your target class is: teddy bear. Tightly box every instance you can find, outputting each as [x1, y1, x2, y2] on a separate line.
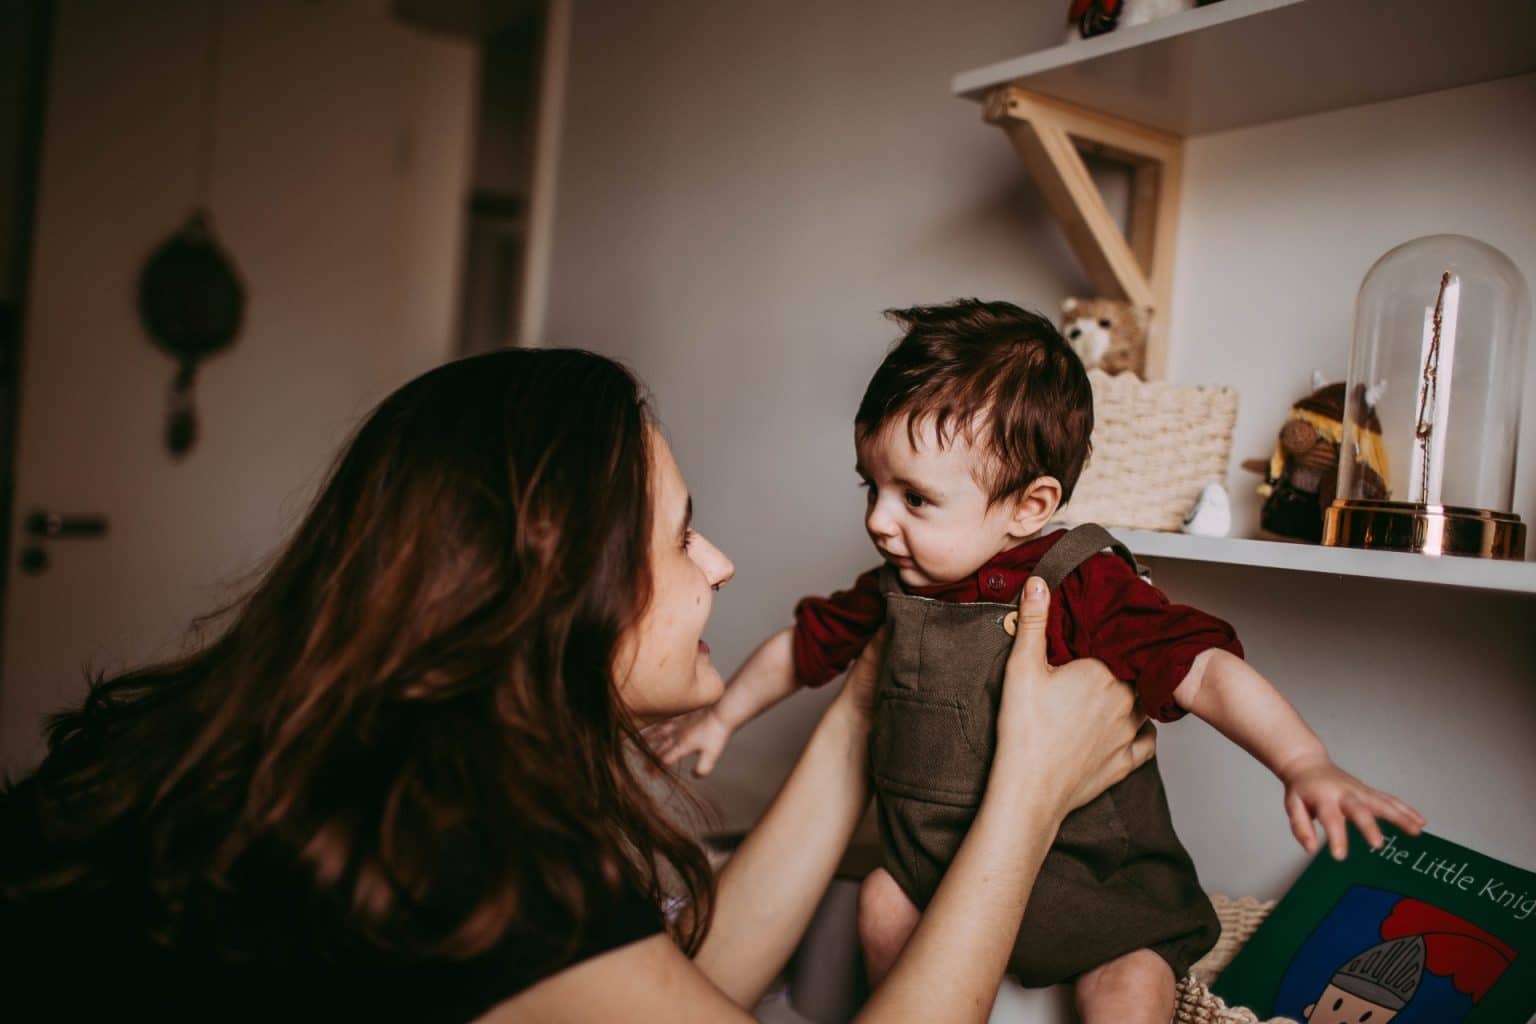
[1241, 373, 1390, 543]
[1060, 296, 1150, 377]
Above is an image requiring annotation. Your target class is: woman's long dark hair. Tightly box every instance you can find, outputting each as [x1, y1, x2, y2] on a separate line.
[0, 348, 713, 967]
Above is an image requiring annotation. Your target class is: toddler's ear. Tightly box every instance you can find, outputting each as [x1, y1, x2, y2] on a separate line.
[1007, 476, 1063, 538]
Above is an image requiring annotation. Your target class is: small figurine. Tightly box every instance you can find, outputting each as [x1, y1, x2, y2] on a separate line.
[1060, 297, 1150, 377]
[1181, 482, 1231, 537]
[1242, 372, 1390, 543]
[1067, 0, 1198, 39]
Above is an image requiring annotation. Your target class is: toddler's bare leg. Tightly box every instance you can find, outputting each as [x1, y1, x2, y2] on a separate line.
[1074, 948, 1176, 1024]
[857, 867, 921, 988]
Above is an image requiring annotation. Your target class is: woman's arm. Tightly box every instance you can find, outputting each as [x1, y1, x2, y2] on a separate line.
[688, 631, 879, 1003]
[495, 635, 883, 1023]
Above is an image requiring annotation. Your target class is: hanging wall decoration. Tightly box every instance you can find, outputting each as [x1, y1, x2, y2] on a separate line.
[137, 1, 245, 458]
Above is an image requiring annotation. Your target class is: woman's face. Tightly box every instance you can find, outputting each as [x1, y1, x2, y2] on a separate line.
[615, 430, 734, 723]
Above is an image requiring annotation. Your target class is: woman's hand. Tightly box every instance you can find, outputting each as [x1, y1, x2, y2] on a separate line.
[992, 576, 1155, 818]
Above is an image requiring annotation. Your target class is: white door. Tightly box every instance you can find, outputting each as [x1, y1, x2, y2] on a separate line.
[0, 0, 477, 772]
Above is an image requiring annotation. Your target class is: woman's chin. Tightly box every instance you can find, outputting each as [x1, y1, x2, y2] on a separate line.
[691, 655, 726, 707]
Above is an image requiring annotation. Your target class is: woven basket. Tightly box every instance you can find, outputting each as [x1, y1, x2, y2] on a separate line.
[1058, 370, 1238, 532]
[1174, 894, 1299, 1024]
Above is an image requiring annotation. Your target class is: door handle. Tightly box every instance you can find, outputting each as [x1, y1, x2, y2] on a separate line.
[25, 510, 109, 539]
[19, 511, 109, 574]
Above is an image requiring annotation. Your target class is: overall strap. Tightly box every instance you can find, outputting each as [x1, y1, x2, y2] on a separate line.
[1030, 524, 1140, 592]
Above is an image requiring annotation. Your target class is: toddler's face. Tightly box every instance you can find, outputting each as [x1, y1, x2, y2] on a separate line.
[856, 415, 1040, 588]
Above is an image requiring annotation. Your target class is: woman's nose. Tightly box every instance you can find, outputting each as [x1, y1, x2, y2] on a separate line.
[696, 534, 735, 590]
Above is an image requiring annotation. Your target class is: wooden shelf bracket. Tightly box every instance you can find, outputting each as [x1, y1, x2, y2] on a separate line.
[984, 86, 1184, 378]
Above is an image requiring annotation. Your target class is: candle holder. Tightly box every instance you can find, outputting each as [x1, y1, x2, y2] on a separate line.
[1324, 235, 1531, 559]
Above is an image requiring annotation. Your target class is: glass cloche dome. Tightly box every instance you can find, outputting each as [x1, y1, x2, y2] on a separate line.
[1324, 235, 1531, 558]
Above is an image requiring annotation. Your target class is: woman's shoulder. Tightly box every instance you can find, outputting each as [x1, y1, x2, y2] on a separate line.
[481, 927, 751, 1023]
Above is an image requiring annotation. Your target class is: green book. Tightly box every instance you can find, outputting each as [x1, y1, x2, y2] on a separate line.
[1211, 827, 1534, 1023]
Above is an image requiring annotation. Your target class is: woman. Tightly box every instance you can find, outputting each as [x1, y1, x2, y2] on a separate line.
[1, 349, 1151, 1022]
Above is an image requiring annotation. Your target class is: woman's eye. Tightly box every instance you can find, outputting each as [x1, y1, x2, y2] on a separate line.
[682, 529, 697, 551]
[904, 491, 926, 509]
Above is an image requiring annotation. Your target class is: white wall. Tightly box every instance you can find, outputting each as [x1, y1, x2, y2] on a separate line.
[544, 0, 1536, 899]
[0, 0, 478, 768]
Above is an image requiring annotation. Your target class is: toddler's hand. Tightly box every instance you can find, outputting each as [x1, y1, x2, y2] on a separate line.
[1280, 753, 1426, 860]
[647, 705, 736, 777]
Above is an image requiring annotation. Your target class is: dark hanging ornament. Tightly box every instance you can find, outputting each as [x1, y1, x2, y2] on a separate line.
[137, 1, 242, 459]
[137, 210, 244, 456]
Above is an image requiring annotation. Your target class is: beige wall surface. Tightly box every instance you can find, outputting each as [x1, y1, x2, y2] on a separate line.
[544, 0, 1536, 898]
[0, 0, 477, 769]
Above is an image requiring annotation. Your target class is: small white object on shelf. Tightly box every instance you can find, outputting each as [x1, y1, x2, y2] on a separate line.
[1180, 482, 1231, 537]
[953, 0, 1536, 137]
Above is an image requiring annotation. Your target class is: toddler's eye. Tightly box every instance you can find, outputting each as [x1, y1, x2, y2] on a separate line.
[1098, 318, 1112, 328]
[904, 491, 926, 509]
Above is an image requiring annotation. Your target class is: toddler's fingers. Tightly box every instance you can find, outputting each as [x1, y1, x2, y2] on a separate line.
[1319, 804, 1350, 861]
[1343, 797, 1385, 851]
[661, 734, 700, 766]
[1285, 791, 1317, 854]
[695, 746, 720, 777]
[1385, 793, 1426, 831]
[1372, 792, 1426, 835]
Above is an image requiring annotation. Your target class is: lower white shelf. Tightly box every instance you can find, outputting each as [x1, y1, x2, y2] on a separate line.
[1107, 529, 1536, 596]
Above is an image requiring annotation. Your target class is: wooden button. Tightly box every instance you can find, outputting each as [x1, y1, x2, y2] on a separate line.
[1002, 611, 1019, 636]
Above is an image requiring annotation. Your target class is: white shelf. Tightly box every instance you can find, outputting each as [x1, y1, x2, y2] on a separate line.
[952, 0, 1536, 137]
[1108, 529, 1536, 595]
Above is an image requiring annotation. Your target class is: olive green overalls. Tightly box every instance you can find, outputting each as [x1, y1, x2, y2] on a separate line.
[869, 525, 1220, 984]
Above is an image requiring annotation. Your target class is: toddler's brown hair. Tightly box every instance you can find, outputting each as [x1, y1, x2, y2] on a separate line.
[855, 298, 1094, 504]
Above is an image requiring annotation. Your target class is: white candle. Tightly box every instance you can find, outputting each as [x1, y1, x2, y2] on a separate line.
[1427, 274, 1459, 506]
[1409, 273, 1460, 506]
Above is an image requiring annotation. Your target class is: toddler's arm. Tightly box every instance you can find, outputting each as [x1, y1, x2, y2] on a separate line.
[648, 627, 799, 776]
[1173, 650, 1425, 859]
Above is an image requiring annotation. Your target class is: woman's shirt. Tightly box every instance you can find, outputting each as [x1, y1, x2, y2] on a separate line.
[1, 790, 664, 1022]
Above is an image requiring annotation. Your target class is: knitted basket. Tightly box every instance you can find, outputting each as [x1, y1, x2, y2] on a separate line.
[1174, 894, 1299, 1024]
[1058, 370, 1238, 533]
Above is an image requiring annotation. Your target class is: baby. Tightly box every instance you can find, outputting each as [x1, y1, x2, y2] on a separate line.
[651, 299, 1425, 1021]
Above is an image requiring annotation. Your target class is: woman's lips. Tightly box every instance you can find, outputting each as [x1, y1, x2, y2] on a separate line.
[698, 640, 711, 656]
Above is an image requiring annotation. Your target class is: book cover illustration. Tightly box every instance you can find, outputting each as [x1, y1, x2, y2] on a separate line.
[1212, 828, 1534, 1023]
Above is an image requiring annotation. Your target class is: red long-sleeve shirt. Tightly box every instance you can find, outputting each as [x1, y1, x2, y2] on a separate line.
[792, 530, 1243, 723]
